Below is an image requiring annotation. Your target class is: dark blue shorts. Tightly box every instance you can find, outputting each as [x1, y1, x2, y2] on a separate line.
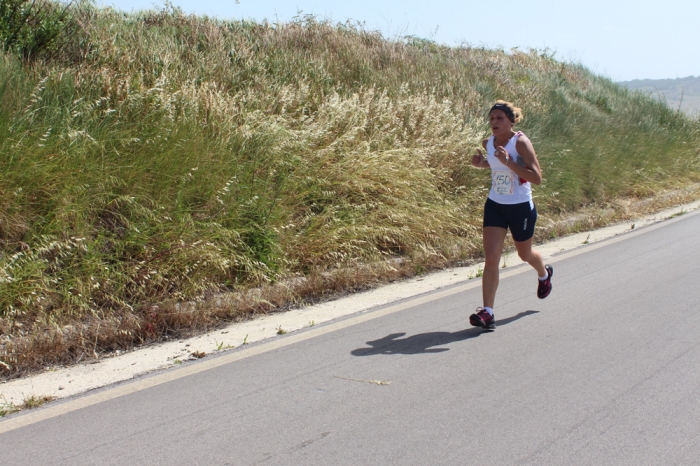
[483, 198, 537, 242]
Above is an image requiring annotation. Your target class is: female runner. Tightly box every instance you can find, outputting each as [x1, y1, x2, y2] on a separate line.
[469, 100, 553, 329]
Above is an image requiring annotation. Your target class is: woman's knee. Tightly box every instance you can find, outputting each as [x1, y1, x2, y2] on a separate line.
[484, 252, 501, 268]
[517, 249, 532, 262]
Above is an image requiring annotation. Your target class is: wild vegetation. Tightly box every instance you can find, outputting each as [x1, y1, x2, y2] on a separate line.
[1, 1, 699, 380]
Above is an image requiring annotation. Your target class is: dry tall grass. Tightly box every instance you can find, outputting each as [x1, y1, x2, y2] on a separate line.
[1, 4, 699, 379]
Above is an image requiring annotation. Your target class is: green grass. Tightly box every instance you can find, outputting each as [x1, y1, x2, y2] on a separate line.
[669, 209, 687, 218]
[1, 3, 699, 379]
[21, 394, 56, 409]
[0, 394, 55, 416]
[0, 397, 20, 417]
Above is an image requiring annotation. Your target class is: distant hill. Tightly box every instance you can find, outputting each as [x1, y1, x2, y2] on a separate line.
[619, 76, 700, 115]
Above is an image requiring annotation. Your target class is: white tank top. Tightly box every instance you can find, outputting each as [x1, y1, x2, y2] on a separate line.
[486, 131, 532, 205]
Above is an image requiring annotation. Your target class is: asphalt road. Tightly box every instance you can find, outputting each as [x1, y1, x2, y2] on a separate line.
[2, 210, 700, 465]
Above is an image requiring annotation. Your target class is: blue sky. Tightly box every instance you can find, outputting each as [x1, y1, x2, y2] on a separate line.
[102, 0, 699, 82]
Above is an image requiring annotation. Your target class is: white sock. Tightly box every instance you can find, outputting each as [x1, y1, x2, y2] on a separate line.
[538, 272, 548, 281]
[484, 306, 494, 316]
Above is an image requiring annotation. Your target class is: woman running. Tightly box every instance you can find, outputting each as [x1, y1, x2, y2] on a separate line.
[469, 100, 553, 329]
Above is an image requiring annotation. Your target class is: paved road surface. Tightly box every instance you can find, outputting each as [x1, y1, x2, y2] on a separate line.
[2, 210, 700, 465]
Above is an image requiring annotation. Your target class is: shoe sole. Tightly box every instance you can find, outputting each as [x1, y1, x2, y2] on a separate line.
[469, 314, 496, 330]
[537, 265, 553, 299]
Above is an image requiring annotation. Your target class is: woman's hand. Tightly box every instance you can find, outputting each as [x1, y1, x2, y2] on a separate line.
[471, 149, 488, 168]
[494, 146, 509, 166]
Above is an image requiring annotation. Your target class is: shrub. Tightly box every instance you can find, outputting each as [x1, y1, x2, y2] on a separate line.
[0, 0, 79, 59]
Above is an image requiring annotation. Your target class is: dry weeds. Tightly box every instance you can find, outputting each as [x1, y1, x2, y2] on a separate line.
[1, 6, 699, 380]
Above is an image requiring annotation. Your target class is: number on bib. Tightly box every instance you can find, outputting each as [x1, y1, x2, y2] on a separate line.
[493, 170, 514, 195]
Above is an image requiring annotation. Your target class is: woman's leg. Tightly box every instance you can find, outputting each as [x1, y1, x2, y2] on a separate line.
[513, 237, 546, 277]
[482, 226, 508, 308]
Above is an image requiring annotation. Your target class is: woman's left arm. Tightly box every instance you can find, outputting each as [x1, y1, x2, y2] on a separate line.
[509, 135, 542, 185]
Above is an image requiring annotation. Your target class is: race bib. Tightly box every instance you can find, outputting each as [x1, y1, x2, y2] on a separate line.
[493, 170, 514, 195]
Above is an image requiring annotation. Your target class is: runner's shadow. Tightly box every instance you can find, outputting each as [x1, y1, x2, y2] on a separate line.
[351, 310, 539, 356]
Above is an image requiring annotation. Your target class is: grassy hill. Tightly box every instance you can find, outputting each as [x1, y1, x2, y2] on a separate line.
[1, 2, 699, 379]
[619, 76, 700, 115]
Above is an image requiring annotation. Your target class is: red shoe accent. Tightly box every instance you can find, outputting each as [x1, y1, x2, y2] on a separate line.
[469, 308, 496, 329]
[537, 265, 553, 299]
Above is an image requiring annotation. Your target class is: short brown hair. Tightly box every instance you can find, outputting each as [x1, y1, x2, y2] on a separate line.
[492, 100, 523, 123]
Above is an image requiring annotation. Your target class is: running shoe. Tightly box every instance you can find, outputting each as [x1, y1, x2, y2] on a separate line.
[537, 265, 553, 299]
[470, 307, 496, 329]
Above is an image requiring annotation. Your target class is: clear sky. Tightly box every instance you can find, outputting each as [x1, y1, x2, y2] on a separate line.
[102, 0, 699, 82]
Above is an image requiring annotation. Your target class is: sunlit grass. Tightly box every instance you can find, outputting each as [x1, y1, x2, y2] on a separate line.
[1, 4, 699, 379]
